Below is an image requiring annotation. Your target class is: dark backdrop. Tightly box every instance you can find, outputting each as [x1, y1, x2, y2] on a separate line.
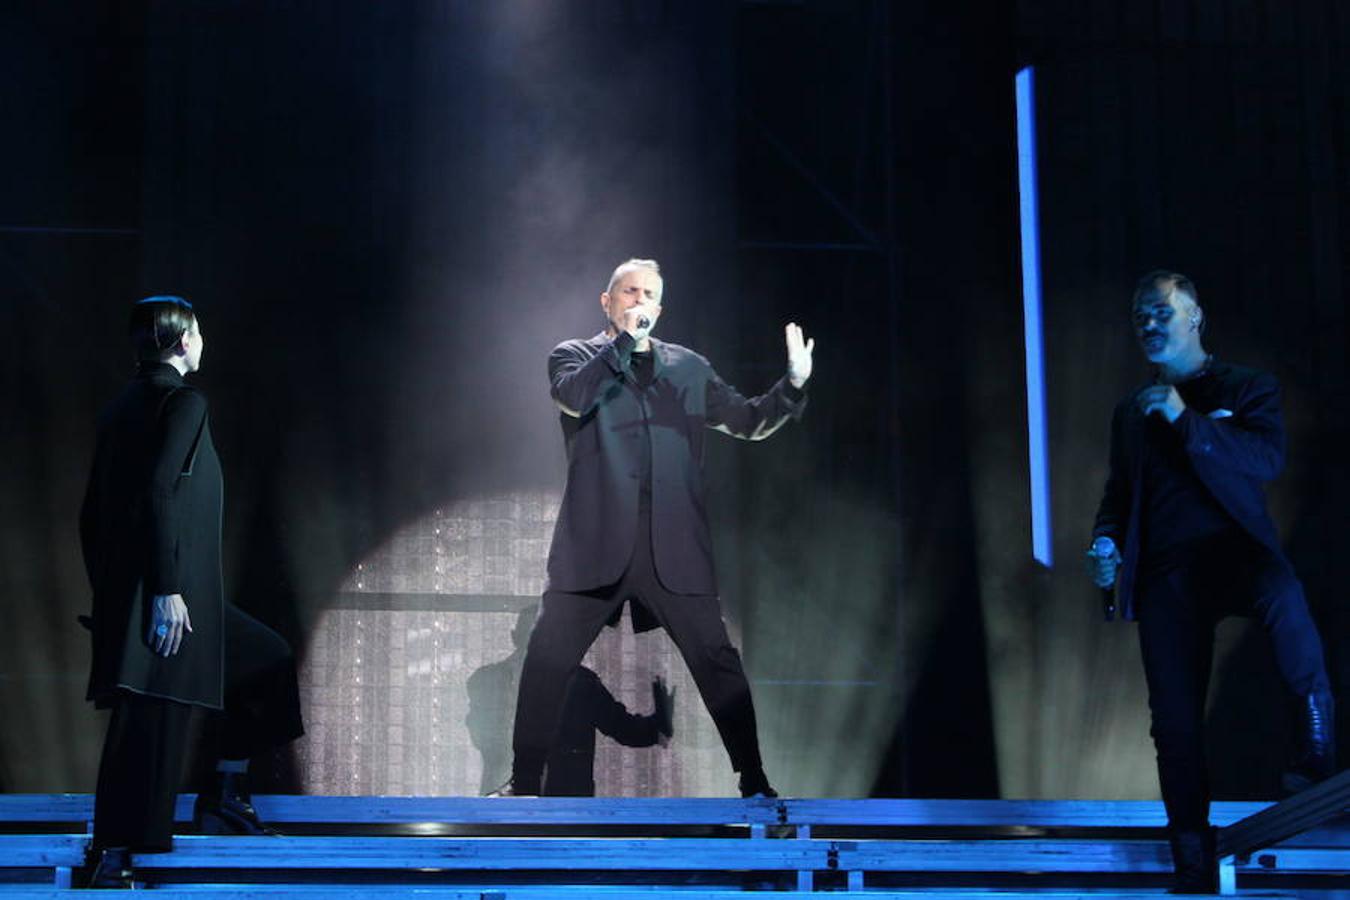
[1, 0, 1346, 800]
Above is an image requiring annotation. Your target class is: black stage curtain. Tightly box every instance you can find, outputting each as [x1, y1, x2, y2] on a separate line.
[1, 0, 1346, 800]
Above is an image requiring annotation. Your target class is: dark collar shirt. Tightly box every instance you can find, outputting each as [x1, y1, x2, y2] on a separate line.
[1092, 359, 1288, 619]
[1138, 369, 1243, 566]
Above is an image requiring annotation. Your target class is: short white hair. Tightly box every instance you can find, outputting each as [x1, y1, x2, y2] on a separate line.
[606, 258, 662, 295]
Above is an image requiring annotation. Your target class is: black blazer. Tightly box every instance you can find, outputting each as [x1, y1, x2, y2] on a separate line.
[80, 363, 225, 709]
[1093, 360, 1287, 619]
[546, 331, 807, 596]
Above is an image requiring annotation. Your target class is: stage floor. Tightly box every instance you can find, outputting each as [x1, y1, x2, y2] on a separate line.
[1, 796, 1347, 897]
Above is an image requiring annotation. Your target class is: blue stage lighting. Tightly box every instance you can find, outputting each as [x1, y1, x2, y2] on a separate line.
[1016, 66, 1052, 568]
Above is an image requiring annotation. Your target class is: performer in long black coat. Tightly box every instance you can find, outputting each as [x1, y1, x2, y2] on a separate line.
[506, 258, 813, 798]
[79, 297, 303, 887]
[1089, 271, 1335, 892]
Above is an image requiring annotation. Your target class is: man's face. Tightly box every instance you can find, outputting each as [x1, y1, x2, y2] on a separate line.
[600, 269, 663, 332]
[1132, 288, 1196, 364]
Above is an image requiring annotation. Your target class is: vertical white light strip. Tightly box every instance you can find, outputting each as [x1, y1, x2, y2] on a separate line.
[1016, 66, 1052, 567]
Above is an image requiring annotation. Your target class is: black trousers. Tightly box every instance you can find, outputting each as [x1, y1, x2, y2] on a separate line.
[513, 512, 763, 781]
[1136, 533, 1330, 831]
[92, 603, 304, 851]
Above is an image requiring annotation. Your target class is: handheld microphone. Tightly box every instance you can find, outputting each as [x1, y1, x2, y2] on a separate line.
[1089, 536, 1118, 621]
[1100, 587, 1117, 622]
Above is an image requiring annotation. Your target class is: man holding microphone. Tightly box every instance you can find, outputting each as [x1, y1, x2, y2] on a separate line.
[1088, 270, 1335, 892]
[503, 258, 813, 799]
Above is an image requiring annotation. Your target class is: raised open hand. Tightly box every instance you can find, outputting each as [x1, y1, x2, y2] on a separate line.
[786, 322, 814, 388]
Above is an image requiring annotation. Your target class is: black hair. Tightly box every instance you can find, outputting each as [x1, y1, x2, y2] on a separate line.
[129, 295, 196, 362]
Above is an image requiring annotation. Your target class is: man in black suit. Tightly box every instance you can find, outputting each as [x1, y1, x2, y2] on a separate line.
[506, 258, 813, 798]
[1088, 271, 1335, 892]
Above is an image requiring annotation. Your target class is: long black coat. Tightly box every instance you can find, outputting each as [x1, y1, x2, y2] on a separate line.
[80, 363, 224, 709]
[546, 331, 807, 598]
[1092, 360, 1288, 620]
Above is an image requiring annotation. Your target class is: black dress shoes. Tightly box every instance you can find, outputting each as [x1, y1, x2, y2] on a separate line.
[80, 846, 134, 889]
[738, 768, 778, 799]
[1168, 827, 1218, 894]
[193, 771, 278, 836]
[487, 768, 543, 797]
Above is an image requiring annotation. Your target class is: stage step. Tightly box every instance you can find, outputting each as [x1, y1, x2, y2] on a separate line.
[0, 794, 1273, 828]
[134, 834, 831, 870]
[0, 889, 1303, 899]
[1, 797, 1345, 895]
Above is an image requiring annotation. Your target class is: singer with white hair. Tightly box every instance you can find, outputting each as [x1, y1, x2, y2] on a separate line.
[500, 258, 814, 798]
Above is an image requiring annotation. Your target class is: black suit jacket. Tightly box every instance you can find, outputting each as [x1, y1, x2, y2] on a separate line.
[80, 363, 225, 709]
[1092, 360, 1287, 619]
[546, 331, 807, 596]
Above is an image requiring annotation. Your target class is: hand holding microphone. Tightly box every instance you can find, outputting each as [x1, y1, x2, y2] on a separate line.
[622, 303, 660, 341]
[1086, 536, 1122, 621]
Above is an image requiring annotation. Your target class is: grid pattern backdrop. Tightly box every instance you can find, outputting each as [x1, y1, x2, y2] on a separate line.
[296, 491, 733, 797]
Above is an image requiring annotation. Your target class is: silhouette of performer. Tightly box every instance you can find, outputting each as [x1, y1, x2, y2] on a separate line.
[466, 609, 535, 795]
[469, 609, 674, 796]
[543, 668, 674, 797]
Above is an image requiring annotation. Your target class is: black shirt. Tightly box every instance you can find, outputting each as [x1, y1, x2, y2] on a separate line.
[1140, 370, 1242, 565]
[630, 348, 655, 391]
[631, 350, 656, 517]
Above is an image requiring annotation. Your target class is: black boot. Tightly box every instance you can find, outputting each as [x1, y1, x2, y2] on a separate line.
[193, 770, 278, 836]
[80, 846, 134, 889]
[487, 761, 543, 797]
[1283, 690, 1337, 795]
[1168, 827, 1217, 894]
[738, 767, 778, 799]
